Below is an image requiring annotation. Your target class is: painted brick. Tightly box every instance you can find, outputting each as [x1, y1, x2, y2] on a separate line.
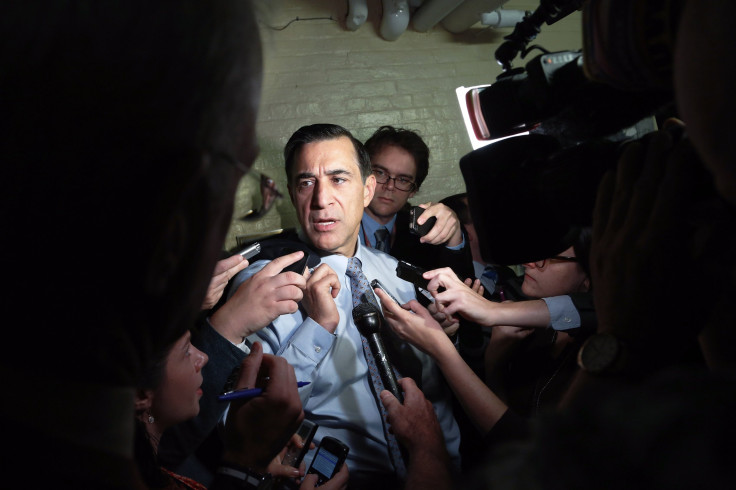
[222, 0, 582, 250]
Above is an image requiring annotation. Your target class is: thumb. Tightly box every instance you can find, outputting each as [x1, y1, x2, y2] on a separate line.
[379, 389, 399, 411]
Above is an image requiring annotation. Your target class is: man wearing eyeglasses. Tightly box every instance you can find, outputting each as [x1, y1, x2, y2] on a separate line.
[360, 126, 474, 287]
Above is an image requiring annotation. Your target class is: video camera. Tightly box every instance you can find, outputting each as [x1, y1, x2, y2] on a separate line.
[460, 0, 683, 265]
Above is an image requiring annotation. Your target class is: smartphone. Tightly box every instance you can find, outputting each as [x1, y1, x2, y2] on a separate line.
[370, 279, 401, 305]
[238, 242, 261, 260]
[409, 206, 437, 237]
[281, 248, 310, 274]
[306, 436, 349, 486]
[281, 419, 318, 468]
[395, 260, 430, 290]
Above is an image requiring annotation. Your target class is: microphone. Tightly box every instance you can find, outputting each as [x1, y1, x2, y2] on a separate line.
[352, 302, 404, 403]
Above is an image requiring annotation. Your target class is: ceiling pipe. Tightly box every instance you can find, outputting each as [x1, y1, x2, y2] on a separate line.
[481, 8, 527, 28]
[440, 0, 510, 33]
[346, 0, 368, 31]
[412, 0, 466, 32]
[380, 0, 410, 41]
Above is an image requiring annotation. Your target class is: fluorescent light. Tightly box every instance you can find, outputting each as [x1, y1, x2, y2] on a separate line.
[455, 85, 529, 150]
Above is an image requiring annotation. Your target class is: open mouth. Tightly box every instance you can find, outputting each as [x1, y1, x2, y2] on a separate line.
[313, 219, 337, 231]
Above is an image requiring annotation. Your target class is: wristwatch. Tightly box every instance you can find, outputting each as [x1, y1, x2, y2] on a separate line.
[577, 333, 625, 375]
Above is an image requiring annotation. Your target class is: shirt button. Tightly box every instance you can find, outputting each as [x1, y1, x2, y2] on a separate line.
[564, 317, 572, 323]
[314, 345, 322, 353]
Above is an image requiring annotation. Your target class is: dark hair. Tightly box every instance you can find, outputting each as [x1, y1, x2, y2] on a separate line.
[134, 339, 176, 489]
[563, 226, 593, 283]
[440, 193, 471, 225]
[364, 125, 430, 190]
[284, 123, 372, 183]
[1, 0, 262, 385]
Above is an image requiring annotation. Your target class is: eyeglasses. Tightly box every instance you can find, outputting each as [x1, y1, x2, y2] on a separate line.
[372, 168, 416, 192]
[533, 256, 579, 269]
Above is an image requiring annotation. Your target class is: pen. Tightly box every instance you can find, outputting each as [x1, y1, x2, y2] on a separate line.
[218, 381, 311, 402]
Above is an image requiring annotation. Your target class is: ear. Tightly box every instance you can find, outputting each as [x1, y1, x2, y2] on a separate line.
[581, 277, 591, 293]
[135, 388, 154, 414]
[363, 174, 376, 207]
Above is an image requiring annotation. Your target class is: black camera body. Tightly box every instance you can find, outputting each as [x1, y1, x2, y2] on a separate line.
[459, 0, 679, 265]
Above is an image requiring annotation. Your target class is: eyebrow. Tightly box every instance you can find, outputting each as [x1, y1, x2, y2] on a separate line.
[371, 164, 414, 179]
[295, 168, 354, 180]
[180, 331, 192, 351]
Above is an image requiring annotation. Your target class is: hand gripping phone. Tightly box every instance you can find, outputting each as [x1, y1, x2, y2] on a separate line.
[281, 419, 318, 468]
[370, 278, 401, 305]
[395, 260, 430, 290]
[409, 205, 437, 237]
[306, 436, 349, 486]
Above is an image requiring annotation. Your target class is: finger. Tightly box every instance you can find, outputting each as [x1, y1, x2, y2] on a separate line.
[237, 341, 263, 390]
[379, 388, 399, 410]
[263, 250, 305, 275]
[299, 474, 319, 489]
[214, 254, 244, 275]
[226, 257, 250, 279]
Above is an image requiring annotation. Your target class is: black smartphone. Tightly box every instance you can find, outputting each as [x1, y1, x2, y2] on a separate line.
[281, 419, 318, 468]
[370, 278, 401, 305]
[281, 248, 310, 274]
[306, 436, 349, 486]
[409, 206, 437, 237]
[396, 260, 430, 290]
[238, 242, 261, 260]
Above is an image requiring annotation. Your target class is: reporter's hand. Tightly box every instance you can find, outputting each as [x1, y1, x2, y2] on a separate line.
[222, 342, 304, 471]
[299, 463, 349, 489]
[264, 433, 309, 481]
[375, 288, 453, 359]
[485, 325, 534, 368]
[300, 264, 341, 333]
[380, 378, 449, 461]
[202, 255, 250, 310]
[427, 301, 460, 338]
[424, 268, 497, 326]
[416, 202, 463, 247]
[210, 251, 307, 344]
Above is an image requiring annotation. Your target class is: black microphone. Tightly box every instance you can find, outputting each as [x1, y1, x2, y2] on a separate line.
[352, 302, 404, 403]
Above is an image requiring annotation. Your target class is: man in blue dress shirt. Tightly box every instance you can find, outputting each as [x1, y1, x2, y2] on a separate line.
[229, 124, 460, 488]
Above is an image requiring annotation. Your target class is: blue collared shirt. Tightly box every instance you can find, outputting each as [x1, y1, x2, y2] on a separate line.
[360, 211, 465, 250]
[228, 240, 461, 476]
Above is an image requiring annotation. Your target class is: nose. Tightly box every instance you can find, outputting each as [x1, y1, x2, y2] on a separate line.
[382, 177, 396, 190]
[311, 180, 333, 208]
[193, 346, 208, 371]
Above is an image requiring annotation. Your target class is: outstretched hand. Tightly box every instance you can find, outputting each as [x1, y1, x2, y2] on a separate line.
[210, 251, 307, 343]
[375, 288, 452, 360]
[221, 342, 304, 471]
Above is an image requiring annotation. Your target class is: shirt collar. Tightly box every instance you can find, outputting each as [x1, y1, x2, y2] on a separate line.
[361, 212, 397, 247]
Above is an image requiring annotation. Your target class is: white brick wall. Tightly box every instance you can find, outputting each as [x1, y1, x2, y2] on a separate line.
[226, 0, 582, 250]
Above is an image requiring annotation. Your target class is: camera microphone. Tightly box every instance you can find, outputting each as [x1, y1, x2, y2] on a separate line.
[351, 302, 404, 403]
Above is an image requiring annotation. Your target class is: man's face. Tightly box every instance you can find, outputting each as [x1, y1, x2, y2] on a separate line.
[288, 137, 376, 256]
[366, 144, 417, 221]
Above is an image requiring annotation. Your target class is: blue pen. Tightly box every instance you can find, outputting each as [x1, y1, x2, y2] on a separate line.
[218, 381, 311, 402]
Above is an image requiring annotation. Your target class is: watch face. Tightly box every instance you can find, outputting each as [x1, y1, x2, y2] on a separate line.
[578, 333, 620, 374]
